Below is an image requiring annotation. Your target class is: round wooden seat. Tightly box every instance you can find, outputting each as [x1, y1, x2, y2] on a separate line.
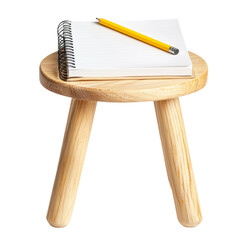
[40, 52, 207, 102]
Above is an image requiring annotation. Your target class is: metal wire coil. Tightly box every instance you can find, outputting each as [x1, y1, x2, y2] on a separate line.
[57, 20, 76, 80]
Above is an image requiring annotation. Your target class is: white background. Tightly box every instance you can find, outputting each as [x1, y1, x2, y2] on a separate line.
[0, 0, 240, 239]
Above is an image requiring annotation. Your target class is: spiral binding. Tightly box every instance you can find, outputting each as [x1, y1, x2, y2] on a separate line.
[57, 20, 76, 80]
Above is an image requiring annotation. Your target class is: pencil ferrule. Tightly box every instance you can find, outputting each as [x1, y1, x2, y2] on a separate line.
[169, 46, 179, 55]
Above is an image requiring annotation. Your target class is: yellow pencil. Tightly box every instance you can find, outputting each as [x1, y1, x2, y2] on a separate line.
[96, 18, 179, 55]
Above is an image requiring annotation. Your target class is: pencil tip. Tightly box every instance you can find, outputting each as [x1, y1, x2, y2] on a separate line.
[96, 18, 99, 21]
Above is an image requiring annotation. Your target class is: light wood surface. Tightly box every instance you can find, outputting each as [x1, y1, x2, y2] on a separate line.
[40, 52, 207, 102]
[47, 99, 96, 228]
[41, 51, 207, 227]
[154, 98, 202, 227]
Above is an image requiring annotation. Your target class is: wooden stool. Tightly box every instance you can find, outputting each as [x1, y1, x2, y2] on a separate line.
[40, 52, 208, 228]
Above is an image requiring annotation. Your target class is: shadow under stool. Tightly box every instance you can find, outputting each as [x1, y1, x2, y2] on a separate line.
[39, 51, 208, 228]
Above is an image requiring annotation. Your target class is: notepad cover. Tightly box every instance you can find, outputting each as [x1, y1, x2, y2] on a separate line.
[58, 19, 192, 80]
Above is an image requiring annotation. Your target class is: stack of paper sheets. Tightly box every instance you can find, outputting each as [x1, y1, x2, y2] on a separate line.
[67, 19, 192, 78]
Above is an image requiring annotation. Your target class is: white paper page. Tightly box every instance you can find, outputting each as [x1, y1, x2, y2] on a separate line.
[70, 19, 192, 75]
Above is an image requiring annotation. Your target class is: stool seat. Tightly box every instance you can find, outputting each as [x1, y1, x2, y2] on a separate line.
[40, 52, 207, 102]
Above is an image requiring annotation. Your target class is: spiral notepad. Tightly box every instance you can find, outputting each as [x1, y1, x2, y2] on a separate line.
[57, 20, 192, 81]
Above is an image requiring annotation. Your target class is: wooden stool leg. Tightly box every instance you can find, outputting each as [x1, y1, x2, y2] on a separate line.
[154, 98, 202, 227]
[47, 99, 97, 228]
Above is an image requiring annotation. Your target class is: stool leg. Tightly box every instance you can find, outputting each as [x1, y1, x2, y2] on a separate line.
[47, 99, 97, 228]
[154, 98, 202, 227]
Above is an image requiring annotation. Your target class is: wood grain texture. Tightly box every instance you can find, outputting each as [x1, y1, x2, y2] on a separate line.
[40, 52, 207, 102]
[47, 99, 96, 228]
[154, 98, 202, 227]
